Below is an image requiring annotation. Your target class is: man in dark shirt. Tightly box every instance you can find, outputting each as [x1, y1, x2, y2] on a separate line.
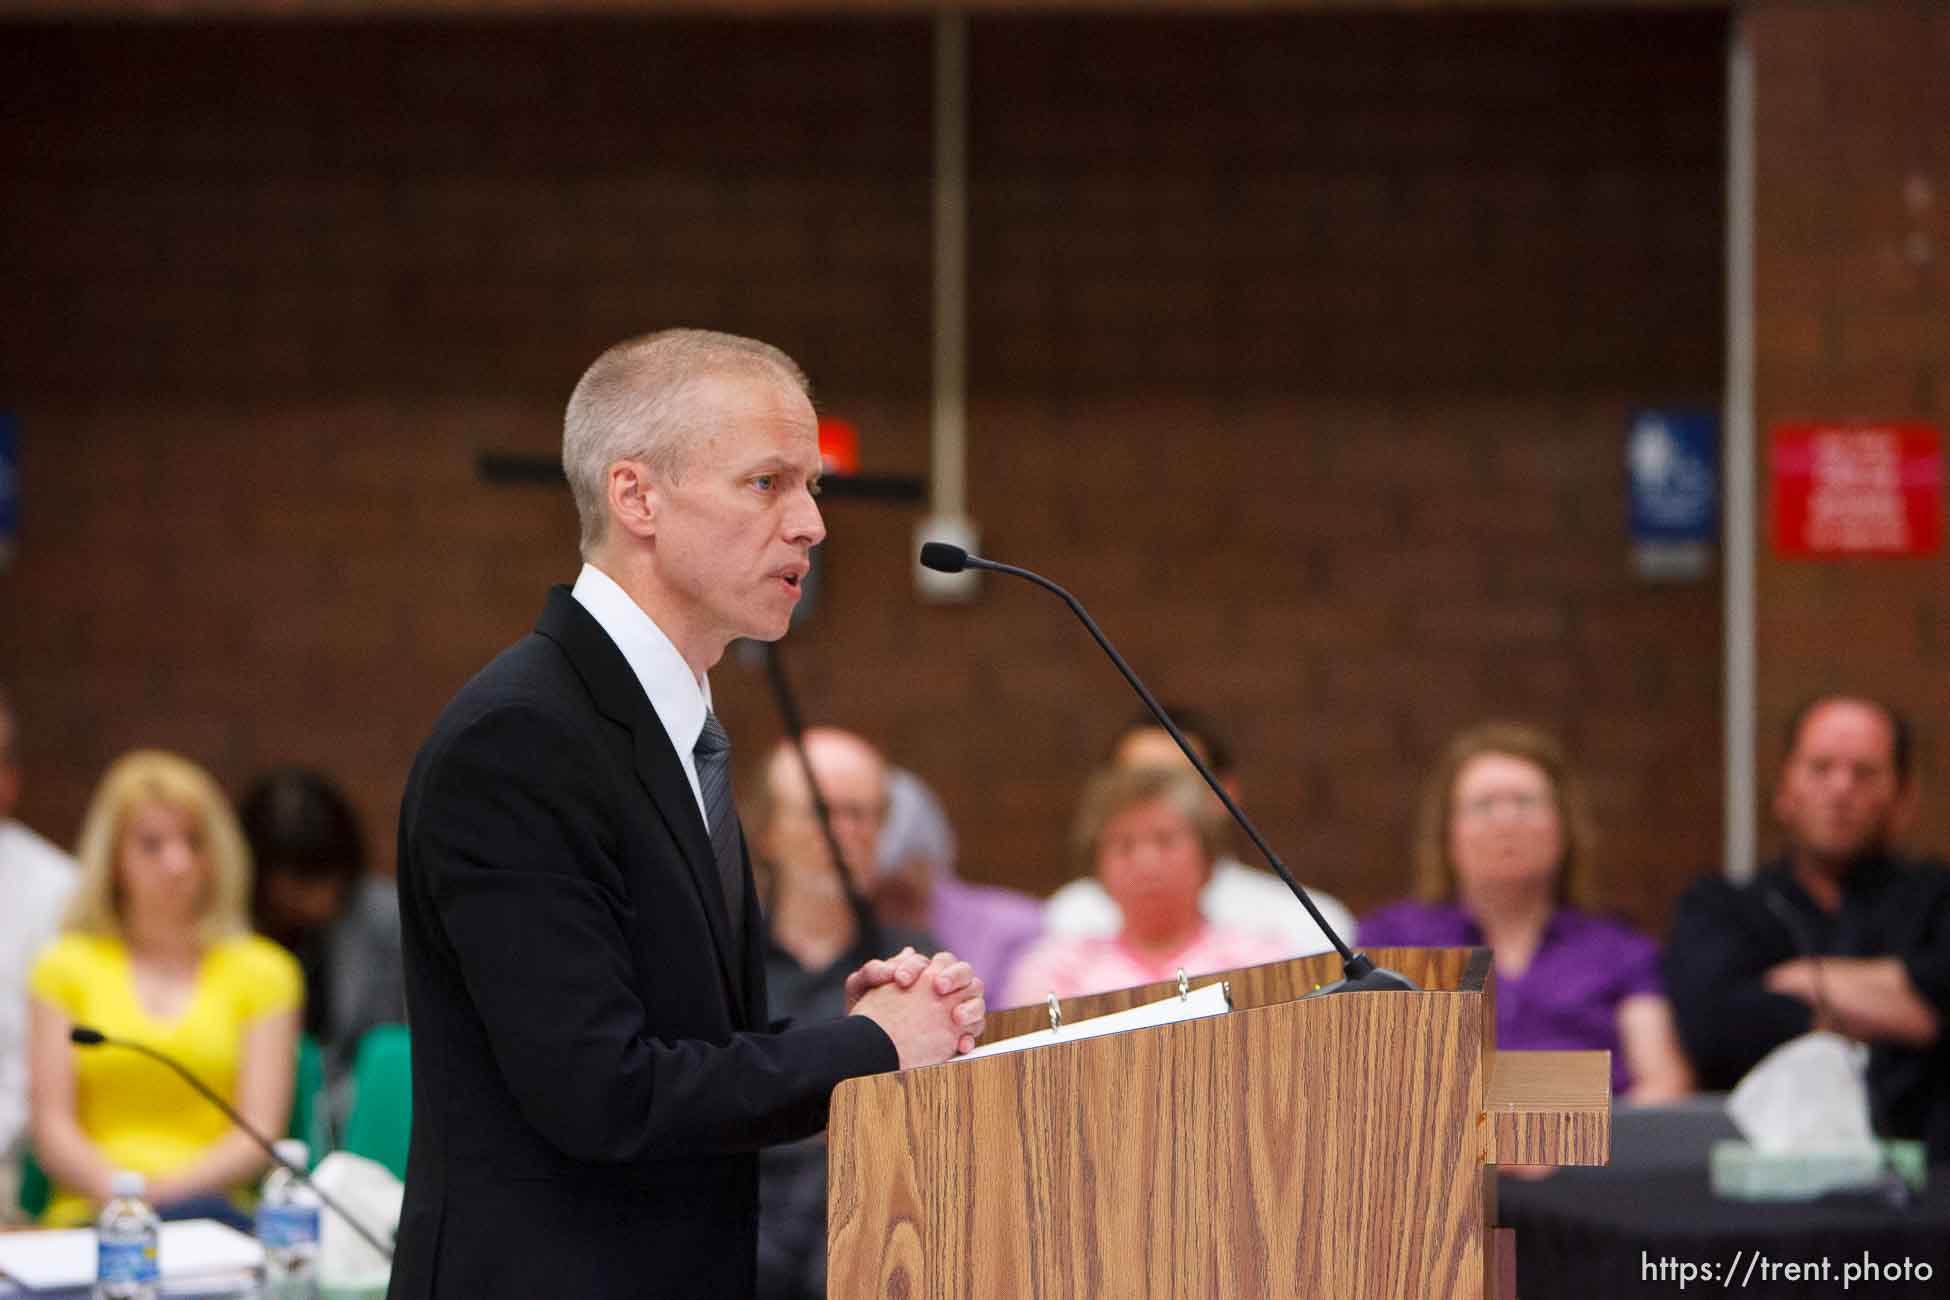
[750, 728, 936, 1299]
[1665, 695, 1950, 1160]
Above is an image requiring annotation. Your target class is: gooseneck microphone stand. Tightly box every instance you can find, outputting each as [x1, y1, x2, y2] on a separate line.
[918, 541, 1413, 994]
[761, 642, 885, 957]
[69, 1025, 395, 1259]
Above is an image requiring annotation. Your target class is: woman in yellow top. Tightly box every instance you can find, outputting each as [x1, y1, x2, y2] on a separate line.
[26, 749, 303, 1227]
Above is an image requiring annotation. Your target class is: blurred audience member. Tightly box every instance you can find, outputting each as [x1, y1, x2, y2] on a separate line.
[750, 728, 937, 1300]
[239, 768, 403, 1074]
[1666, 696, 1949, 1158]
[872, 767, 1043, 995]
[28, 750, 301, 1227]
[1043, 709, 1354, 956]
[1006, 767, 1289, 1006]
[1360, 723, 1691, 1102]
[1, 685, 78, 1200]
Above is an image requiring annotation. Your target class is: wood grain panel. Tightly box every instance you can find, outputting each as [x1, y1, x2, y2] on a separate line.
[1491, 1227, 1518, 1300]
[1469, 948, 1498, 1113]
[1484, 1050, 1611, 1166]
[980, 946, 1481, 1044]
[830, 952, 1497, 1298]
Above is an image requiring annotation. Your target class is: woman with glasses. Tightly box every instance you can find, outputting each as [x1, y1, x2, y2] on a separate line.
[1359, 722, 1692, 1102]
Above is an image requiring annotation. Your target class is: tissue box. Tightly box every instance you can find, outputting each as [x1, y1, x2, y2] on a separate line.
[1710, 1139, 1927, 1201]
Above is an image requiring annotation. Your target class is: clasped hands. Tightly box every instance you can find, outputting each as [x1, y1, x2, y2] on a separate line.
[845, 946, 987, 1069]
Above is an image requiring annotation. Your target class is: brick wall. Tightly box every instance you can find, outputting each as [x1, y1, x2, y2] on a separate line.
[1748, 0, 1949, 865]
[1, 11, 1728, 930]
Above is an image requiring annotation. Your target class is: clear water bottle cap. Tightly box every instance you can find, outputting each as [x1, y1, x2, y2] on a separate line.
[109, 1170, 145, 1199]
[273, 1138, 309, 1169]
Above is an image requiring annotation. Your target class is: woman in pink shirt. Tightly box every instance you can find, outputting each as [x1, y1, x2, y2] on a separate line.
[1004, 766, 1290, 1007]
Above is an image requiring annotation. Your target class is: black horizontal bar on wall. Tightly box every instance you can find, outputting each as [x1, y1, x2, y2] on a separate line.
[475, 452, 925, 503]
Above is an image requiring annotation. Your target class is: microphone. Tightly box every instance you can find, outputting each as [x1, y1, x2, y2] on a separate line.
[918, 543, 1413, 994]
[917, 542, 971, 573]
[68, 1025, 394, 1259]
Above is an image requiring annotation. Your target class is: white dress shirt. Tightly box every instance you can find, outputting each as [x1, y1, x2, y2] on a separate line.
[571, 563, 714, 825]
[0, 819, 78, 1158]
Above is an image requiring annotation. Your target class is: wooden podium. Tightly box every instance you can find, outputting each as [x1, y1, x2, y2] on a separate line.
[827, 947, 1609, 1299]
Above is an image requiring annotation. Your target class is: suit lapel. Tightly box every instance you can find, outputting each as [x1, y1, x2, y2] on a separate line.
[535, 587, 746, 1020]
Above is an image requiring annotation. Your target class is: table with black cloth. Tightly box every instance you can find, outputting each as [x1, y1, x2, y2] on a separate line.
[1498, 1165, 1950, 1298]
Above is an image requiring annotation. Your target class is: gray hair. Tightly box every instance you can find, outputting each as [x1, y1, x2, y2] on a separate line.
[877, 767, 959, 880]
[561, 328, 811, 557]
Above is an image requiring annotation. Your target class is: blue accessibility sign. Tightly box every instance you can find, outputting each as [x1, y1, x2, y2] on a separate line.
[1626, 409, 1718, 579]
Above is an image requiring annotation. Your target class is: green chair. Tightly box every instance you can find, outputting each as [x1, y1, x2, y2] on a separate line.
[341, 1024, 411, 1182]
[16, 1145, 50, 1221]
[289, 1032, 327, 1163]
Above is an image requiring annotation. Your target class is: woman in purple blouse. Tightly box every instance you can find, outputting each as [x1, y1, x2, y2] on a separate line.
[1360, 722, 1693, 1101]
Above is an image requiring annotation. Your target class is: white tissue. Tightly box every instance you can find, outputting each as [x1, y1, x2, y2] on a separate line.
[310, 1151, 404, 1291]
[1727, 1031, 1877, 1155]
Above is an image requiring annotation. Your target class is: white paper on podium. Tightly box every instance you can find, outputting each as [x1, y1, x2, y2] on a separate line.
[0, 1218, 261, 1292]
[957, 980, 1231, 1061]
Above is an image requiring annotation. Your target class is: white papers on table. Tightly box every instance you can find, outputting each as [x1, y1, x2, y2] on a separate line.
[957, 980, 1231, 1061]
[0, 1218, 262, 1293]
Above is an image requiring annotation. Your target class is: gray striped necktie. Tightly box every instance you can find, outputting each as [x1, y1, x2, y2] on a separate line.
[692, 712, 745, 947]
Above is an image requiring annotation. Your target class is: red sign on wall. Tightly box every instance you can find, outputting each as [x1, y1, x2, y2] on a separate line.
[817, 416, 861, 475]
[1771, 423, 1943, 557]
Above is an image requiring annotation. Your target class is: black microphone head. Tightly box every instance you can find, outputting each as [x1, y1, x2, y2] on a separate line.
[70, 1026, 107, 1046]
[918, 541, 968, 573]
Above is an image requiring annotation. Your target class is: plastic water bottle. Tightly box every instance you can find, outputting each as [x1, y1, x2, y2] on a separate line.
[256, 1139, 321, 1296]
[95, 1170, 160, 1300]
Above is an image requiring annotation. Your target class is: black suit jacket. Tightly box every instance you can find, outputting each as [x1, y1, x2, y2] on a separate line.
[387, 588, 897, 1299]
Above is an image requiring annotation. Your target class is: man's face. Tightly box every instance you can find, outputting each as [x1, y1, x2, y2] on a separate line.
[763, 735, 888, 892]
[644, 370, 825, 668]
[1773, 699, 1908, 871]
[259, 867, 354, 944]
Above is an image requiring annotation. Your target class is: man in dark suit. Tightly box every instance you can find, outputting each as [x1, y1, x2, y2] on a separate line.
[389, 330, 986, 1299]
